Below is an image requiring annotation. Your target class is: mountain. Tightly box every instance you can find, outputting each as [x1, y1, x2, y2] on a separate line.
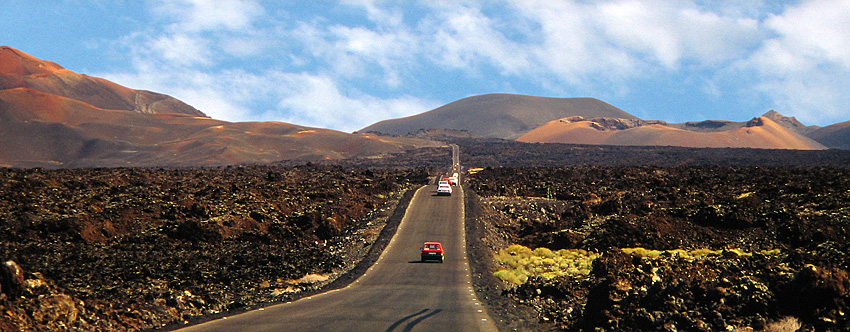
[761, 110, 818, 135]
[807, 120, 850, 150]
[359, 93, 638, 139]
[0, 46, 441, 168]
[0, 46, 204, 117]
[517, 116, 827, 150]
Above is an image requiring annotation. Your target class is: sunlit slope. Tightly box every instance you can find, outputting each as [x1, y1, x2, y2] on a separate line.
[518, 116, 827, 150]
[0, 46, 204, 117]
[0, 46, 443, 168]
[360, 93, 638, 139]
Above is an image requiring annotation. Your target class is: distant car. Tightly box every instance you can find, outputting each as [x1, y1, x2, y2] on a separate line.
[448, 176, 458, 185]
[437, 183, 452, 195]
[421, 242, 444, 263]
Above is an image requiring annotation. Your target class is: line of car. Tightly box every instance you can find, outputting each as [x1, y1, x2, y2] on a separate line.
[423, 170, 459, 263]
[436, 172, 459, 196]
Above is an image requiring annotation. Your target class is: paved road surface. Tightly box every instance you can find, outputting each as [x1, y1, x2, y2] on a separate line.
[177, 182, 498, 331]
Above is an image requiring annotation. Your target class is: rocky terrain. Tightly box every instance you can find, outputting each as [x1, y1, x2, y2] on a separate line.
[3, 140, 850, 332]
[454, 138, 850, 168]
[0, 165, 429, 331]
[467, 166, 850, 331]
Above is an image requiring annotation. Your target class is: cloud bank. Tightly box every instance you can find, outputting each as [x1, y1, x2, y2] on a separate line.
[98, 0, 850, 131]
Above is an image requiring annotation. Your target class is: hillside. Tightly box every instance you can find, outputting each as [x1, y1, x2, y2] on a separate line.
[807, 120, 850, 150]
[360, 93, 637, 139]
[0, 46, 204, 117]
[517, 116, 827, 150]
[0, 46, 442, 168]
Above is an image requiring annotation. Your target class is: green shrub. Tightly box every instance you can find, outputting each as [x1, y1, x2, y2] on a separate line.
[494, 245, 601, 285]
[495, 245, 782, 285]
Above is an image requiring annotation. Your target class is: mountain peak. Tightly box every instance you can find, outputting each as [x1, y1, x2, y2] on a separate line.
[0, 46, 206, 117]
[761, 110, 814, 134]
[0, 46, 66, 77]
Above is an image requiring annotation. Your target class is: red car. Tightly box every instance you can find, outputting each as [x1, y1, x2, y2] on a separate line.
[420, 242, 444, 263]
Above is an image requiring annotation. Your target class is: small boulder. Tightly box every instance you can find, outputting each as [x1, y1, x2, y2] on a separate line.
[1, 260, 26, 297]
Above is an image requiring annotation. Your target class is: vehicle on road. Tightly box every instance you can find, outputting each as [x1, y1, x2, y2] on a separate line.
[436, 183, 452, 195]
[421, 242, 444, 263]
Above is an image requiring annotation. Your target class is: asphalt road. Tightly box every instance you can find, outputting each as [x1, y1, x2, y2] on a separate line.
[176, 182, 499, 332]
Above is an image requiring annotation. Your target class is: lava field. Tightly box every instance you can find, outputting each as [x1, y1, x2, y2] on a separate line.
[468, 166, 850, 331]
[0, 165, 429, 331]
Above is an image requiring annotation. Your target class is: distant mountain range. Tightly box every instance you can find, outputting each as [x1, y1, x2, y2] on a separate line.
[2, 45, 849, 168]
[516, 116, 825, 150]
[361, 94, 849, 151]
[0, 46, 440, 168]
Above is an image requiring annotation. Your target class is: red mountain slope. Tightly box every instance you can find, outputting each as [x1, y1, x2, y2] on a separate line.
[517, 116, 827, 150]
[0, 47, 441, 168]
[0, 46, 204, 116]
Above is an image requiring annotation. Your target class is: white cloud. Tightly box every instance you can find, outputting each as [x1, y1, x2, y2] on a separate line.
[764, 0, 850, 70]
[597, 1, 762, 68]
[94, 0, 850, 130]
[739, 0, 850, 125]
[273, 73, 439, 132]
[152, 0, 264, 33]
[425, 4, 531, 75]
[150, 33, 212, 67]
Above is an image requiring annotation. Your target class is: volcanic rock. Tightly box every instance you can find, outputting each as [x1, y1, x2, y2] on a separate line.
[469, 166, 850, 331]
[1, 260, 25, 298]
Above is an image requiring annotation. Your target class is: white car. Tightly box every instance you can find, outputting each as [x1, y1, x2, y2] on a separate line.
[436, 183, 453, 196]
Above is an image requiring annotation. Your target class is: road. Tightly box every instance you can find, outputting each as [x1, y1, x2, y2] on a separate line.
[177, 160, 498, 331]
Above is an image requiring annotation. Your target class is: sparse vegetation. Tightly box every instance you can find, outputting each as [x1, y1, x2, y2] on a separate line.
[495, 245, 782, 285]
[472, 165, 850, 331]
[621, 247, 782, 259]
[494, 244, 600, 284]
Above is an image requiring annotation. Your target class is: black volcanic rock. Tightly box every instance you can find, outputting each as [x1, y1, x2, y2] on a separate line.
[0, 165, 431, 331]
[0, 260, 25, 298]
[470, 166, 850, 331]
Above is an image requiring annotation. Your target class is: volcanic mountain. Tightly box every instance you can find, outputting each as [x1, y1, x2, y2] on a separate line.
[807, 120, 850, 150]
[0, 46, 204, 117]
[0, 46, 441, 168]
[517, 116, 827, 150]
[360, 93, 638, 139]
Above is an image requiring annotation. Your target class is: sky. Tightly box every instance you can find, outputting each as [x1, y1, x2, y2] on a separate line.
[2, 0, 850, 132]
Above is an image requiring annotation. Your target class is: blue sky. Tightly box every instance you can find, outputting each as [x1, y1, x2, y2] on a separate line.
[2, 0, 849, 132]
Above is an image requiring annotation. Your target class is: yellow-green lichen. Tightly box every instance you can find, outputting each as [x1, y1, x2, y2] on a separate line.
[494, 244, 782, 285]
[494, 244, 601, 285]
